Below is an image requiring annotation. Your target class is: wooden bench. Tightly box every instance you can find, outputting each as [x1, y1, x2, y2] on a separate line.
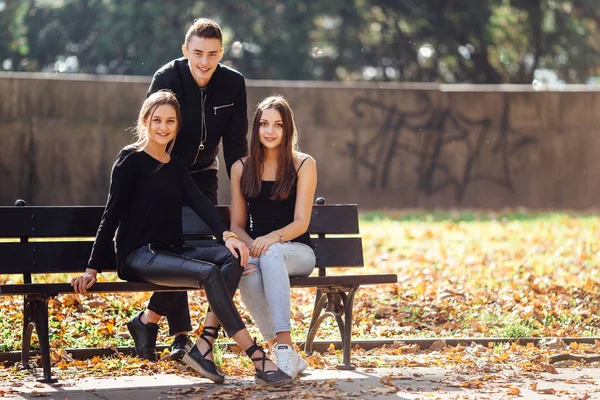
[0, 198, 398, 382]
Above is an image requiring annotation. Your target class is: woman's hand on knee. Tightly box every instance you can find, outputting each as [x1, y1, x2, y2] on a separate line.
[71, 268, 98, 295]
[225, 237, 249, 267]
[249, 232, 279, 258]
[242, 263, 258, 276]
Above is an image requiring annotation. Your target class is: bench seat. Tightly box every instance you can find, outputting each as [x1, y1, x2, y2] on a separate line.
[0, 199, 398, 382]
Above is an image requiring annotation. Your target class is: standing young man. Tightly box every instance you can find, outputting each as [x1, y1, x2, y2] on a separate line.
[136, 18, 248, 364]
[148, 18, 248, 203]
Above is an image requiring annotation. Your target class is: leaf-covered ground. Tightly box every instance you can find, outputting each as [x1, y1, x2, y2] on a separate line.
[2, 210, 600, 386]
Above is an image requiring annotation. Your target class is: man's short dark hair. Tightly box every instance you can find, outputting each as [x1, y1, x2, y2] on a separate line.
[185, 18, 223, 46]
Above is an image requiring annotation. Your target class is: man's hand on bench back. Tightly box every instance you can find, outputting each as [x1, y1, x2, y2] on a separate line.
[71, 268, 98, 295]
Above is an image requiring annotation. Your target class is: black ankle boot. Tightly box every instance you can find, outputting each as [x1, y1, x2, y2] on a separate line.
[170, 334, 193, 361]
[245, 341, 292, 386]
[126, 311, 158, 361]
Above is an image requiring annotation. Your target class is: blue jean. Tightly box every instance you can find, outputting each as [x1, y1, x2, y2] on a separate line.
[239, 242, 316, 341]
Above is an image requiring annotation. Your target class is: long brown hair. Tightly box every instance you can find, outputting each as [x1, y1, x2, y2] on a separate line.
[241, 95, 299, 200]
[125, 89, 182, 156]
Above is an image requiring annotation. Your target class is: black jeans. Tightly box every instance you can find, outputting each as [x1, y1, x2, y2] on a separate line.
[152, 169, 221, 336]
[190, 169, 219, 205]
[123, 244, 244, 337]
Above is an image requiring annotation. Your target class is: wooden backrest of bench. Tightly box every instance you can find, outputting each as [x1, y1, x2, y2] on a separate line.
[0, 204, 363, 276]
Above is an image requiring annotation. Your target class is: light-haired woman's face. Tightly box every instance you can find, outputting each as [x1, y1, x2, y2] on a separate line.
[258, 108, 284, 150]
[145, 104, 178, 146]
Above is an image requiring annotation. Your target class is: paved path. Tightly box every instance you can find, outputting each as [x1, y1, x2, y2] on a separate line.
[2, 366, 599, 399]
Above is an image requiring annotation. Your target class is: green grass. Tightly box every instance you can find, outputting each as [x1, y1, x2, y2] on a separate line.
[501, 322, 533, 339]
[212, 342, 226, 366]
[491, 342, 505, 355]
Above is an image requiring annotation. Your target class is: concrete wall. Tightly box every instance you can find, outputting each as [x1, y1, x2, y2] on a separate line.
[1, 72, 599, 209]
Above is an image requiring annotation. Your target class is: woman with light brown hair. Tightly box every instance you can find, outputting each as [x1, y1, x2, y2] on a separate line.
[71, 90, 292, 386]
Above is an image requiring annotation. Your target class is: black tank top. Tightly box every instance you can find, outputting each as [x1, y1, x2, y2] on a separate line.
[244, 158, 311, 246]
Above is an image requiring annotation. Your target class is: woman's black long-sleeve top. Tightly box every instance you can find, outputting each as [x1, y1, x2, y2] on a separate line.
[87, 148, 228, 273]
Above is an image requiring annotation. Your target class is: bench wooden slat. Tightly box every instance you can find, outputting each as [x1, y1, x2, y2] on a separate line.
[312, 237, 363, 267]
[0, 274, 397, 296]
[0, 238, 363, 274]
[181, 207, 229, 237]
[186, 238, 364, 268]
[181, 205, 361, 235]
[0, 282, 196, 295]
[0, 204, 360, 237]
[309, 204, 359, 234]
[290, 274, 398, 287]
[0, 206, 104, 237]
[0, 241, 106, 274]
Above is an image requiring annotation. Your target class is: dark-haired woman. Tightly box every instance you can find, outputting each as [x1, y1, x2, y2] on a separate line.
[230, 95, 317, 379]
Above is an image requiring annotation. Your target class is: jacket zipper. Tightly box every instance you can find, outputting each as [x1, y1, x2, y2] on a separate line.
[192, 92, 208, 166]
[213, 103, 234, 115]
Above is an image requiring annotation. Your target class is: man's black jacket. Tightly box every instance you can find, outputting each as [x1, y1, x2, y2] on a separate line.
[147, 58, 248, 177]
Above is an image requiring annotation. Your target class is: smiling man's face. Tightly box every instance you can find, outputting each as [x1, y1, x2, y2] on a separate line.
[182, 36, 223, 88]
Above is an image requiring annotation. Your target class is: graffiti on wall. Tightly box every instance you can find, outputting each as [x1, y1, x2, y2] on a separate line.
[344, 93, 537, 202]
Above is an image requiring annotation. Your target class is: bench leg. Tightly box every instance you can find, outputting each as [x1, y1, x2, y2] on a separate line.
[305, 310, 344, 355]
[21, 297, 35, 370]
[337, 287, 358, 370]
[304, 289, 328, 356]
[304, 286, 359, 370]
[22, 295, 57, 383]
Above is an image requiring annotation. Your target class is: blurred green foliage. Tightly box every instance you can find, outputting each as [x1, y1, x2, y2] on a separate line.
[0, 0, 598, 83]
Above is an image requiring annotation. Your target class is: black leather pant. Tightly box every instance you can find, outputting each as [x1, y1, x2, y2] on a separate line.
[148, 170, 222, 336]
[122, 244, 245, 337]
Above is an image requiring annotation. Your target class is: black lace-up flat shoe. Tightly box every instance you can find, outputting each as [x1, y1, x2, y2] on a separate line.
[245, 340, 293, 386]
[182, 326, 225, 383]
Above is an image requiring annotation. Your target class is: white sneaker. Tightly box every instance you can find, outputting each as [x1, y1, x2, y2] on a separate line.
[274, 344, 299, 379]
[297, 356, 308, 375]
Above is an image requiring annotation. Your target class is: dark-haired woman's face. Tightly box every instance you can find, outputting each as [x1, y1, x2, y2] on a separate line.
[146, 105, 178, 147]
[258, 108, 284, 150]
